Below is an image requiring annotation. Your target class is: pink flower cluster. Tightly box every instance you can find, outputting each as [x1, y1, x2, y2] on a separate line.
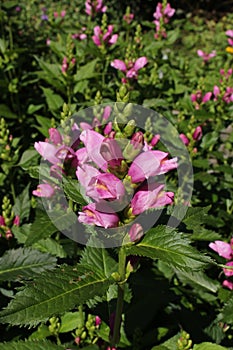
[54, 10, 66, 18]
[61, 56, 76, 74]
[111, 57, 148, 83]
[33, 109, 178, 242]
[0, 214, 20, 240]
[191, 68, 233, 108]
[226, 30, 233, 46]
[197, 50, 216, 62]
[180, 125, 203, 146]
[191, 90, 212, 110]
[92, 25, 118, 47]
[153, 2, 175, 38]
[76, 127, 177, 236]
[209, 239, 233, 290]
[85, 0, 107, 16]
[72, 27, 87, 41]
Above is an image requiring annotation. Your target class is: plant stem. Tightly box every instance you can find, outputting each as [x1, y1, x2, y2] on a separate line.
[111, 246, 127, 347]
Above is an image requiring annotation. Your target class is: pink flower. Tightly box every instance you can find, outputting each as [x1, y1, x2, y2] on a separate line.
[163, 3, 175, 18]
[32, 183, 55, 197]
[209, 240, 233, 260]
[0, 216, 6, 226]
[129, 223, 144, 242]
[197, 50, 216, 62]
[86, 173, 125, 202]
[78, 203, 119, 228]
[151, 134, 160, 147]
[226, 30, 233, 46]
[111, 57, 148, 81]
[49, 128, 62, 145]
[223, 261, 233, 277]
[202, 92, 212, 103]
[213, 85, 220, 100]
[131, 183, 174, 215]
[128, 150, 177, 183]
[61, 57, 68, 73]
[85, 0, 107, 16]
[191, 91, 212, 109]
[95, 316, 101, 327]
[76, 164, 100, 189]
[192, 126, 202, 141]
[222, 280, 233, 290]
[34, 142, 60, 165]
[92, 25, 118, 47]
[123, 13, 134, 24]
[13, 215, 20, 226]
[179, 133, 190, 146]
[223, 87, 233, 104]
[54, 11, 59, 18]
[60, 10, 66, 18]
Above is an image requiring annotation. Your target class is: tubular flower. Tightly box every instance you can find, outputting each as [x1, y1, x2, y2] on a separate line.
[197, 50, 216, 62]
[128, 150, 177, 183]
[78, 203, 119, 228]
[209, 238, 233, 290]
[32, 183, 55, 198]
[85, 0, 107, 16]
[111, 57, 148, 82]
[130, 183, 174, 215]
[92, 25, 118, 47]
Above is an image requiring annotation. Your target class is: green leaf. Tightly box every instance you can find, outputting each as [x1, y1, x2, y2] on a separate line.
[25, 210, 76, 245]
[59, 311, 82, 333]
[41, 87, 64, 111]
[17, 149, 40, 170]
[175, 270, 220, 292]
[0, 104, 18, 119]
[222, 297, 233, 323]
[13, 184, 31, 221]
[0, 247, 56, 282]
[183, 206, 211, 228]
[74, 59, 98, 81]
[33, 238, 67, 258]
[0, 265, 112, 326]
[193, 343, 228, 350]
[62, 177, 88, 206]
[151, 332, 182, 350]
[126, 226, 212, 271]
[0, 340, 65, 350]
[80, 245, 117, 278]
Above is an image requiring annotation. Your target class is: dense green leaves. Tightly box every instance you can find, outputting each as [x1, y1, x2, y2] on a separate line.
[0, 247, 56, 282]
[0, 265, 113, 326]
[126, 226, 212, 271]
[222, 297, 233, 324]
[0, 340, 65, 350]
[193, 343, 229, 350]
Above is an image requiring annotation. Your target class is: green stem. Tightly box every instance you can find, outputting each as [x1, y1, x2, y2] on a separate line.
[111, 246, 127, 347]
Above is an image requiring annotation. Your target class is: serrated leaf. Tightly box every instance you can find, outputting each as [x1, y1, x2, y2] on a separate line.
[12, 184, 31, 221]
[126, 226, 212, 271]
[193, 343, 228, 350]
[62, 177, 87, 206]
[25, 210, 76, 245]
[33, 238, 67, 258]
[80, 245, 117, 278]
[0, 340, 65, 350]
[222, 297, 233, 323]
[175, 270, 220, 292]
[183, 206, 211, 228]
[0, 247, 56, 282]
[0, 265, 112, 326]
